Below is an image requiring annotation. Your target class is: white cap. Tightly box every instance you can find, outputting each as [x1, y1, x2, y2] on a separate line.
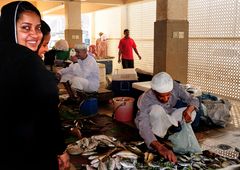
[74, 44, 87, 51]
[151, 72, 173, 93]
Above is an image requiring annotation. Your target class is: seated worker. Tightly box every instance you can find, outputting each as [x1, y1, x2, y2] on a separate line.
[134, 72, 200, 163]
[57, 44, 100, 97]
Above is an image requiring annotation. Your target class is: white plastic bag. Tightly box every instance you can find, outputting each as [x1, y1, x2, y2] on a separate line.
[168, 121, 202, 154]
[202, 99, 231, 127]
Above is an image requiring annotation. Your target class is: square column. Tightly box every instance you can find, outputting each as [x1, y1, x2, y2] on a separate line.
[64, 2, 82, 47]
[154, 0, 188, 83]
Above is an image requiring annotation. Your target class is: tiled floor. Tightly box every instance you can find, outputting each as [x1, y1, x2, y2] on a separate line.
[197, 99, 240, 159]
[228, 99, 240, 129]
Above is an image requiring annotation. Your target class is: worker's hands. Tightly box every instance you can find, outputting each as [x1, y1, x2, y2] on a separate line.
[158, 145, 177, 164]
[150, 141, 177, 164]
[71, 55, 78, 63]
[118, 58, 121, 63]
[183, 105, 196, 123]
[138, 54, 142, 60]
[58, 151, 70, 170]
[118, 50, 122, 63]
[56, 73, 62, 81]
[183, 110, 192, 123]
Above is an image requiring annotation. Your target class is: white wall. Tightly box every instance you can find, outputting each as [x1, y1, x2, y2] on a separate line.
[92, 0, 156, 73]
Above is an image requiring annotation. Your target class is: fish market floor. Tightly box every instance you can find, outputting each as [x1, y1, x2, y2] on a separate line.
[63, 97, 240, 169]
[97, 99, 240, 167]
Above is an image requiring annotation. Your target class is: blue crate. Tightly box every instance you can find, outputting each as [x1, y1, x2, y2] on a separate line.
[79, 98, 98, 116]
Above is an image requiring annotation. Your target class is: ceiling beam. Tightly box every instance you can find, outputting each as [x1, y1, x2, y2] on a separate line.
[41, 4, 64, 15]
[0, 0, 144, 15]
[82, 0, 123, 4]
[46, 0, 124, 5]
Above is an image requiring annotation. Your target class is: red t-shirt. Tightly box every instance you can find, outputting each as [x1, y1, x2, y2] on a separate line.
[118, 37, 136, 60]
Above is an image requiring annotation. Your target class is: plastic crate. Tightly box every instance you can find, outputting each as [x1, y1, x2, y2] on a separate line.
[96, 59, 113, 74]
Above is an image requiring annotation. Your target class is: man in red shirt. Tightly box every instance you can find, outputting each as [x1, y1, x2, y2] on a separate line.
[118, 29, 141, 68]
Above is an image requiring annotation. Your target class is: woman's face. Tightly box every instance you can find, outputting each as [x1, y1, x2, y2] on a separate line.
[38, 33, 51, 58]
[16, 11, 42, 51]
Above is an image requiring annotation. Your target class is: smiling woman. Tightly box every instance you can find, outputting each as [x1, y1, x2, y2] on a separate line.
[16, 10, 43, 51]
[0, 1, 69, 170]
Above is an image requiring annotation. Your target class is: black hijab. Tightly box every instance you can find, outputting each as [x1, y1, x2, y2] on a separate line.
[0, 1, 41, 44]
[37, 20, 51, 53]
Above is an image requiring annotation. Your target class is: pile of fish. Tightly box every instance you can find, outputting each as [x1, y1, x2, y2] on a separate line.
[67, 135, 117, 155]
[66, 134, 240, 170]
[176, 153, 240, 169]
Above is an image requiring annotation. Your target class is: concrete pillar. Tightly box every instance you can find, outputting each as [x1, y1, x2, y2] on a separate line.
[64, 1, 82, 48]
[120, 6, 128, 34]
[154, 0, 188, 83]
[91, 13, 96, 44]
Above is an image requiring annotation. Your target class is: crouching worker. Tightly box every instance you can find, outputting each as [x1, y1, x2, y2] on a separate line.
[134, 72, 200, 163]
